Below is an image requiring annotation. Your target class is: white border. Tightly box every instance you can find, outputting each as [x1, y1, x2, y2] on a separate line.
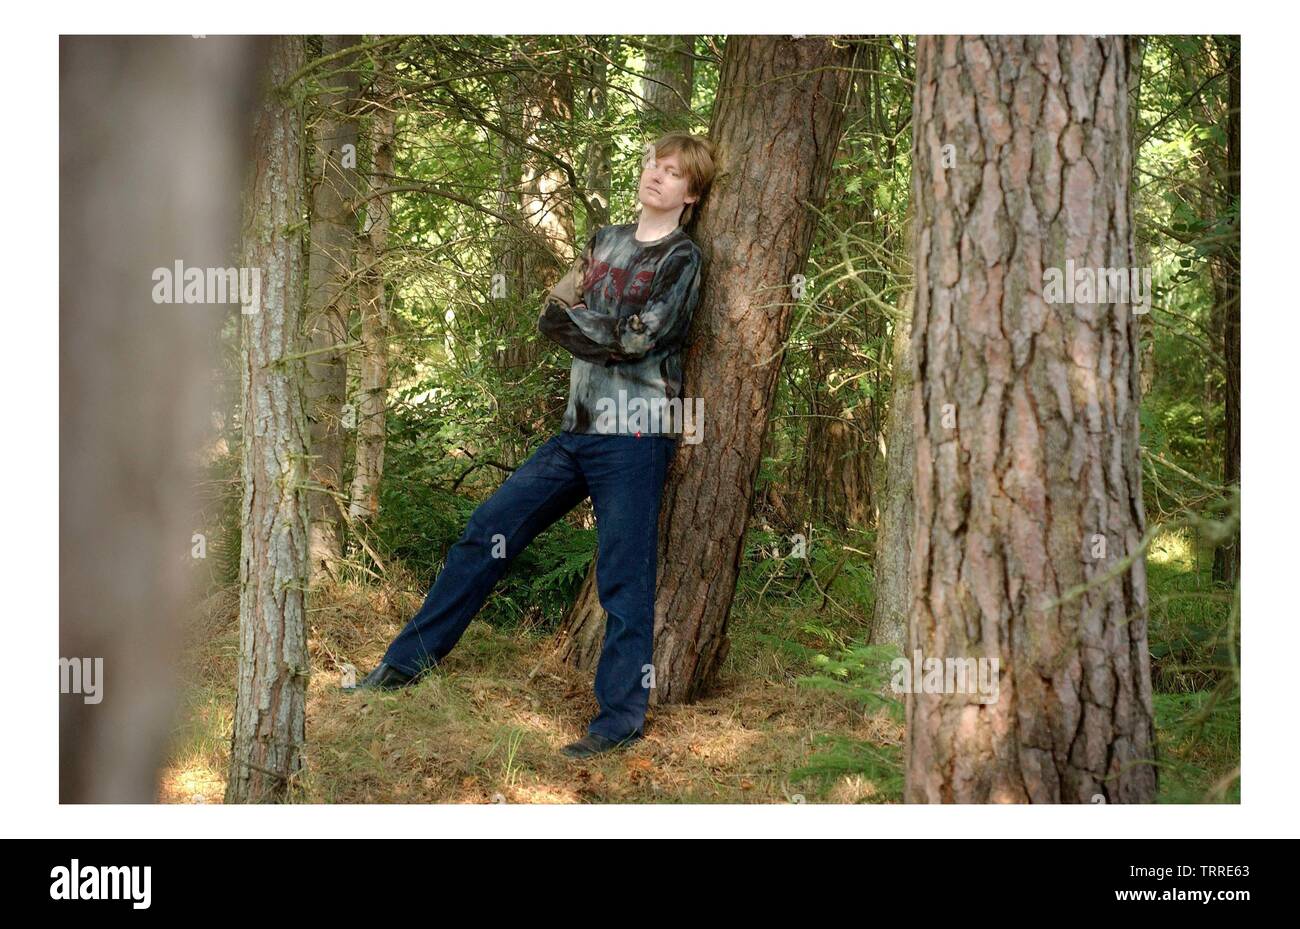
[8, 2, 1295, 838]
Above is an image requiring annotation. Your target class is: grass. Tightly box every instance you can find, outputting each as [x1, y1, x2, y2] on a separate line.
[1144, 527, 1240, 802]
[158, 526, 1237, 805]
[1154, 691, 1240, 803]
[159, 557, 889, 804]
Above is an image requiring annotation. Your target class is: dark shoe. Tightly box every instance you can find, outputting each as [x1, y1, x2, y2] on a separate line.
[344, 661, 419, 693]
[560, 731, 643, 759]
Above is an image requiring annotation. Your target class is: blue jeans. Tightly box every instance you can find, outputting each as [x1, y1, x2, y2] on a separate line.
[382, 430, 678, 742]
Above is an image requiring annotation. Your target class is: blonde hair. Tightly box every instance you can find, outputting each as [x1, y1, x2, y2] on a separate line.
[651, 131, 716, 226]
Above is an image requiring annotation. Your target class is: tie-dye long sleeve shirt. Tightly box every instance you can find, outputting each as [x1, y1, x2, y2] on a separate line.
[538, 222, 703, 436]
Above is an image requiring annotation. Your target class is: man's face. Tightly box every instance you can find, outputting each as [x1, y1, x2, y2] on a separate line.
[638, 149, 696, 215]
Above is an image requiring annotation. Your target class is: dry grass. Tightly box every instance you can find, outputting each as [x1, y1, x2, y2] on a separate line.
[158, 571, 902, 805]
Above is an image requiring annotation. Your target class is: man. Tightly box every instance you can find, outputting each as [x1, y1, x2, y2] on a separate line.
[349, 131, 715, 760]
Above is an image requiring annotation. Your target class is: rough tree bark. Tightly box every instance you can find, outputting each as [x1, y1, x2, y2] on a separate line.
[226, 35, 312, 804]
[906, 36, 1157, 803]
[349, 71, 397, 522]
[60, 35, 264, 802]
[518, 64, 576, 289]
[870, 285, 915, 650]
[555, 36, 855, 702]
[305, 35, 362, 580]
[871, 136, 919, 650]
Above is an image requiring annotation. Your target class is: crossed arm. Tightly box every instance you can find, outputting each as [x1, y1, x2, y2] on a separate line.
[538, 235, 702, 366]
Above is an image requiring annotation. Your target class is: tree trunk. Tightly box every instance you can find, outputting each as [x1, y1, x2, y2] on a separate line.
[906, 36, 1157, 803]
[493, 46, 576, 306]
[870, 285, 915, 650]
[60, 35, 264, 802]
[489, 49, 530, 345]
[493, 44, 577, 462]
[803, 344, 874, 531]
[1212, 36, 1240, 587]
[226, 35, 312, 804]
[582, 36, 617, 229]
[304, 35, 362, 581]
[554, 36, 855, 703]
[641, 35, 696, 131]
[869, 108, 918, 651]
[518, 64, 576, 286]
[1127, 39, 1157, 399]
[349, 71, 396, 522]
[800, 49, 889, 532]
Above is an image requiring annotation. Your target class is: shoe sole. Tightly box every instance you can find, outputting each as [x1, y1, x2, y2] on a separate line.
[340, 683, 414, 694]
[561, 736, 643, 759]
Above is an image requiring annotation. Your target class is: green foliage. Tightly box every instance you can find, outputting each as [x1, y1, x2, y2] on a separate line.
[789, 734, 905, 801]
[1147, 541, 1238, 693]
[799, 641, 905, 713]
[1134, 36, 1237, 535]
[1155, 690, 1240, 803]
[372, 398, 596, 630]
[193, 451, 242, 591]
[733, 523, 875, 645]
[790, 640, 905, 802]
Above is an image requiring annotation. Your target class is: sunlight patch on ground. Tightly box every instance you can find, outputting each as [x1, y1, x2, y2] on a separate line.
[158, 760, 225, 804]
[1149, 527, 1195, 569]
[827, 774, 877, 803]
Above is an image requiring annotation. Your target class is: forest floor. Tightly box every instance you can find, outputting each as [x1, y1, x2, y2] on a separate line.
[159, 528, 1237, 804]
[160, 571, 902, 804]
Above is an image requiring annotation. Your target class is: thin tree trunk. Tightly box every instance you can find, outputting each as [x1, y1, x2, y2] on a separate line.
[804, 344, 873, 531]
[513, 63, 576, 347]
[555, 36, 855, 702]
[582, 36, 617, 228]
[349, 72, 396, 523]
[494, 44, 577, 462]
[60, 35, 264, 802]
[226, 35, 312, 804]
[1212, 35, 1240, 587]
[801, 47, 885, 532]
[869, 87, 919, 650]
[1127, 39, 1157, 398]
[304, 35, 362, 581]
[641, 35, 696, 131]
[489, 48, 529, 346]
[906, 36, 1157, 803]
[871, 285, 915, 650]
